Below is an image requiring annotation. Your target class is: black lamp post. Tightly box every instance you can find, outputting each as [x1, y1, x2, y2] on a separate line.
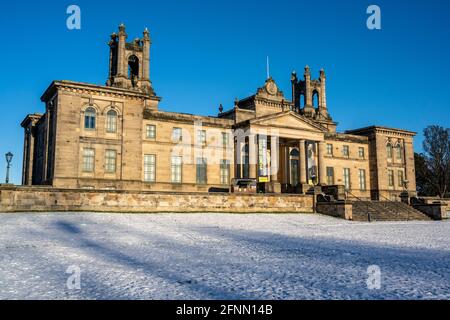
[5, 152, 13, 184]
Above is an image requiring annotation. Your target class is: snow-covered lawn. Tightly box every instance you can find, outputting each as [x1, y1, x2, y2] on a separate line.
[0, 212, 448, 300]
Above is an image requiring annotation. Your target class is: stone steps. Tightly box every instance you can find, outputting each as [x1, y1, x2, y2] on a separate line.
[351, 200, 431, 221]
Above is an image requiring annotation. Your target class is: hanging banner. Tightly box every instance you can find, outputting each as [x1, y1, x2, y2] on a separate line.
[306, 141, 317, 185]
[258, 135, 269, 182]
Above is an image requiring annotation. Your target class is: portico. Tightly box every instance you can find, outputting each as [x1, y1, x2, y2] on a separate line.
[234, 110, 328, 194]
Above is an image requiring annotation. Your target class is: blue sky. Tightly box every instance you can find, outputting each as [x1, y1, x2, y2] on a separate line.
[0, 0, 449, 184]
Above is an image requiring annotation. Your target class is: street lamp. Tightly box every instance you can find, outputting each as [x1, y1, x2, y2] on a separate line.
[5, 152, 13, 184]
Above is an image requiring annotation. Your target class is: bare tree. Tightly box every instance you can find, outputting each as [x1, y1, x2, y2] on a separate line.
[417, 125, 450, 198]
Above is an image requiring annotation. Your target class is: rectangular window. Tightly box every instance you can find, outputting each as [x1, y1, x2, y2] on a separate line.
[82, 148, 95, 172]
[172, 127, 182, 142]
[358, 169, 366, 191]
[358, 147, 365, 159]
[146, 124, 156, 139]
[106, 112, 117, 133]
[222, 132, 229, 147]
[343, 168, 351, 190]
[144, 154, 156, 182]
[326, 167, 334, 185]
[326, 144, 333, 156]
[105, 150, 117, 173]
[84, 108, 96, 130]
[220, 159, 230, 185]
[171, 156, 182, 183]
[387, 145, 393, 160]
[398, 170, 404, 188]
[342, 145, 349, 158]
[196, 157, 207, 184]
[388, 170, 394, 187]
[396, 145, 403, 161]
[197, 130, 206, 146]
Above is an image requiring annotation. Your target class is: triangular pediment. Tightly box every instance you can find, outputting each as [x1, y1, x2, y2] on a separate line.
[250, 111, 327, 132]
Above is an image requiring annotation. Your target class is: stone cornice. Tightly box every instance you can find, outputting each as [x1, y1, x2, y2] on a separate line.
[143, 109, 233, 128]
[20, 113, 43, 128]
[41, 80, 161, 102]
[346, 126, 416, 137]
[325, 132, 369, 144]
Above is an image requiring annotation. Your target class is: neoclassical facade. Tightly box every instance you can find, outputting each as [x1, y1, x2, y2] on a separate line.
[21, 25, 417, 201]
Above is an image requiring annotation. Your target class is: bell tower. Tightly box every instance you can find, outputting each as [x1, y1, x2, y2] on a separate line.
[107, 24, 154, 95]
[291, 66, 336, 132]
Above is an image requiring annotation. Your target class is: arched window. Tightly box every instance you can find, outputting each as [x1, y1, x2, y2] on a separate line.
[84, 107, 96, 129]
[290, 148, 300, 157]
[106, 109, 118, 133]
[128, 55, 139, 86]
[312, 90, 319, 108]
[386, 143, 393, 160]
[290, 148, 300, 186]
[395, 144, 403, 161]
[299, 94, 305, 108]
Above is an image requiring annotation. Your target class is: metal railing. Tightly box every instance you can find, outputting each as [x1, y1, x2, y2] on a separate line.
[345, 190, 375, 222]
[378, 193, 411, 221]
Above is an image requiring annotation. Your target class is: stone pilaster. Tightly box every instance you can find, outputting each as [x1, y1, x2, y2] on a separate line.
[318, 141, 327, 185]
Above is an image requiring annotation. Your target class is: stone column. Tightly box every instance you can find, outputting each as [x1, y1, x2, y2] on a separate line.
[21, 130, 29, 185]
[318, 141, 327, 185]
[118, 24, 127, 77]
[249, 134, 258, 179]
[299, 140, 307, 185]
[279, 144, 286, 184]
[142, 28, 150, 81]
[234, 138, 239, 179]
[269, 135, 281, 193]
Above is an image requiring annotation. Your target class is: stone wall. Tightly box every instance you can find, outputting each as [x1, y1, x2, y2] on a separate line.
[0, 186, 314, 213]
[413, 197, 450, 220]
[316, 201, 353, 220]
[412, 203, 448, 220]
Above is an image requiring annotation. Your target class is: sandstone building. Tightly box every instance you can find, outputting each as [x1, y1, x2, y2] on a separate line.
[21, 25, 417, 201]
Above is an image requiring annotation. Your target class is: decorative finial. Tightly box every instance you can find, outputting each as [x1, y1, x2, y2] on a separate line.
[219, 103, 224, 113]
[304, 65, 311, 77]
[110, 32, 118, 42]
[291, 70, 298, 82]
[234, 98, 239, 108]
[119, 23, 126, 32]
[143, 28, 150, 40]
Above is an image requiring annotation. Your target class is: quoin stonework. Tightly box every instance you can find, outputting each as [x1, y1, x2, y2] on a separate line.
[21, 25, 417, 201]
